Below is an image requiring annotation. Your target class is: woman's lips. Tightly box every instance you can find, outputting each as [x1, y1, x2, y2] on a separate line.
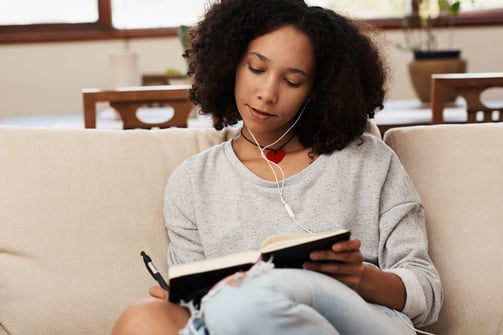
[249, 106, 274, 120]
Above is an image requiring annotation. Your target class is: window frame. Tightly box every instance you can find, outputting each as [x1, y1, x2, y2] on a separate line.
[1, 0, 502, 44]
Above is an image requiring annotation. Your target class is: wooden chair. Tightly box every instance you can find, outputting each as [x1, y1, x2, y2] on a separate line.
[82, 85, 195, 129]
[141, 74, 171, 86]
[431, 72, 503, 124]
[141, 74, 190, 86]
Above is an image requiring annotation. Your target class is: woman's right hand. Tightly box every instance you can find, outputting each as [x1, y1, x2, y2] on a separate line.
[149, 285, 169, 300]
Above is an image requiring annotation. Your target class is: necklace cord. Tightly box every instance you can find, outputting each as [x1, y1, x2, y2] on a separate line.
[240, 129, 296, 153]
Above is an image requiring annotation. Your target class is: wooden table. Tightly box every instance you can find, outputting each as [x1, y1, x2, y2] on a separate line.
[82, 85, 194, 129]
[431, 72, 503, 124]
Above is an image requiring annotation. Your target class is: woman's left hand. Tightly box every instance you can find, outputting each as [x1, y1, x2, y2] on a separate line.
[149, 285, 169, 300]
[303, 238, 365, 292]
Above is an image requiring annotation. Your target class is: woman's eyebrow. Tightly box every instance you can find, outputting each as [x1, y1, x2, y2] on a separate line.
[248, 51, 269, 62]
[287, 67, 308, 76]
[248, 51, 308, 76]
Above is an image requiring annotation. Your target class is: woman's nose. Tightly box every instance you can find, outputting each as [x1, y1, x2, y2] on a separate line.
[257, 78, 278, 104]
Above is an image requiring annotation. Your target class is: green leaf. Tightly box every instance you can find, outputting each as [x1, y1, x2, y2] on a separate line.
[177, 25, 191, 50]
[438, 0, 461, 16]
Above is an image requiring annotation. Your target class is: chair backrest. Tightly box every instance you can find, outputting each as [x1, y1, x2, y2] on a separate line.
[431, 72, 503, 124]
[82, 84, 195, 129]
[384, 123, 503, 335]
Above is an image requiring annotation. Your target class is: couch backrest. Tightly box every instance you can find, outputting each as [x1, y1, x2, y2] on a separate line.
[384, 123, 503, 335]
[0, 126, 235, 335]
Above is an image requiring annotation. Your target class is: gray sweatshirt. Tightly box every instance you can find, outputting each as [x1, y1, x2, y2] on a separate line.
[164, 133, 442, 326]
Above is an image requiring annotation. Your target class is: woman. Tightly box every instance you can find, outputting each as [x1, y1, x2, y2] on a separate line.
[113, 1, 442, 334]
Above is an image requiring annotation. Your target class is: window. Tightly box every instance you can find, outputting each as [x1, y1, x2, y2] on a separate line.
[308, 0, 503, 19]
[0, 0, 98, 25]
[307, 0, 412, 19]
[111, 0, 209, 29]
[463, 0, 503, 11]
[1, 0, 502, 43]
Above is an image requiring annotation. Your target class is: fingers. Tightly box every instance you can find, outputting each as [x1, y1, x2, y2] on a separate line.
[303, 260, 365, 291]
[309, 249, 363, 263]
[303, 238, 365, 291]
[149, 285, 169, 300]
[309, 239, 363, 262]
[304, 260, 363, 275]
[332, 238, 361, 253]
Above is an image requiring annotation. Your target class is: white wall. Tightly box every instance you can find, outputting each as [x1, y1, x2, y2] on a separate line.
[0, 37, 186, 119]
[0, 25, 502, 120]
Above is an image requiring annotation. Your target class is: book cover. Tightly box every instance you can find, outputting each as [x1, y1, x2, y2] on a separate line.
[168, 229, 350, 304]
[260, 229, 351, 268]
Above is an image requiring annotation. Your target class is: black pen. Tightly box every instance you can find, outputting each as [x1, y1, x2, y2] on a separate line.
[141, 250, 170, 291]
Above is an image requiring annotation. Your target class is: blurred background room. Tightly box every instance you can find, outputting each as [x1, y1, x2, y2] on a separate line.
[1, 0, 502, 130]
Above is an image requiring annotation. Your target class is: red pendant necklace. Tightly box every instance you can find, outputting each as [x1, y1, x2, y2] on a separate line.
[240, 129, 296, 164]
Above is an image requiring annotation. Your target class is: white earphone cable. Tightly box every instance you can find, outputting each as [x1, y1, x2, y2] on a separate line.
[246, 105, 312, 233]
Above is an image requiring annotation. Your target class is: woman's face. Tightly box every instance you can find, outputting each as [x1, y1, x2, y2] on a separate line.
[235, 25, 315, 138]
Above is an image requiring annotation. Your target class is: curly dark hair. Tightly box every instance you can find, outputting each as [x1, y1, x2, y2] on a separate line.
[186, 0, 388, 154]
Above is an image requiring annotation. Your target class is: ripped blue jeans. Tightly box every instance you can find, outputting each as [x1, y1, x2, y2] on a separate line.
[180, 262, 415, 335]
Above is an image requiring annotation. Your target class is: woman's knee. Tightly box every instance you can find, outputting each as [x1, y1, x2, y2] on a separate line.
[201, 278, 339, 335]
[202, 273, 293, 333]
[112, 297, 189, 335]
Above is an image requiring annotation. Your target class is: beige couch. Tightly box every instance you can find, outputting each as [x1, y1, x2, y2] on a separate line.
[1, 124, 502, 334]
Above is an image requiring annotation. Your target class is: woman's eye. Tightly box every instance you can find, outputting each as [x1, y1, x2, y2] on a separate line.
[285, 79, 301, 88]
[248, 65, 263, 74]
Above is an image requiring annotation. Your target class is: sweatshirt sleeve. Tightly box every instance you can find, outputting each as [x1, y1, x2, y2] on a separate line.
[164, 160, 205, 267]
[378, 154, 443, 327]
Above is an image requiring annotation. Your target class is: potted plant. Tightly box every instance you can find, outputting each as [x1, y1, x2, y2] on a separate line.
[163, 25, 193, 85]
[398, 0, 471, 103]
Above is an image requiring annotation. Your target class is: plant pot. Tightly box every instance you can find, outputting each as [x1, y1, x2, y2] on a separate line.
[408, 52, 467, 103]
[413, 49, 461, 60]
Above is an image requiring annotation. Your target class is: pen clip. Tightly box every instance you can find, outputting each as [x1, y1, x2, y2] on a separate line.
[141, 250, 157, 277]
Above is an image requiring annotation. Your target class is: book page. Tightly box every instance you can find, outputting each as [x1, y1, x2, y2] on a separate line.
[259, 229, 349, 254]
[168, 250, 260, 279]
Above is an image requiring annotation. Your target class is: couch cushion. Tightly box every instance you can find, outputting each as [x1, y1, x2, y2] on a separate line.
[0, 126, 235, 335]
[384, 123, 503, 335]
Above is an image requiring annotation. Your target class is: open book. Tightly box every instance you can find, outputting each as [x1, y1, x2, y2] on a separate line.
[168, 229, 350, 304]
